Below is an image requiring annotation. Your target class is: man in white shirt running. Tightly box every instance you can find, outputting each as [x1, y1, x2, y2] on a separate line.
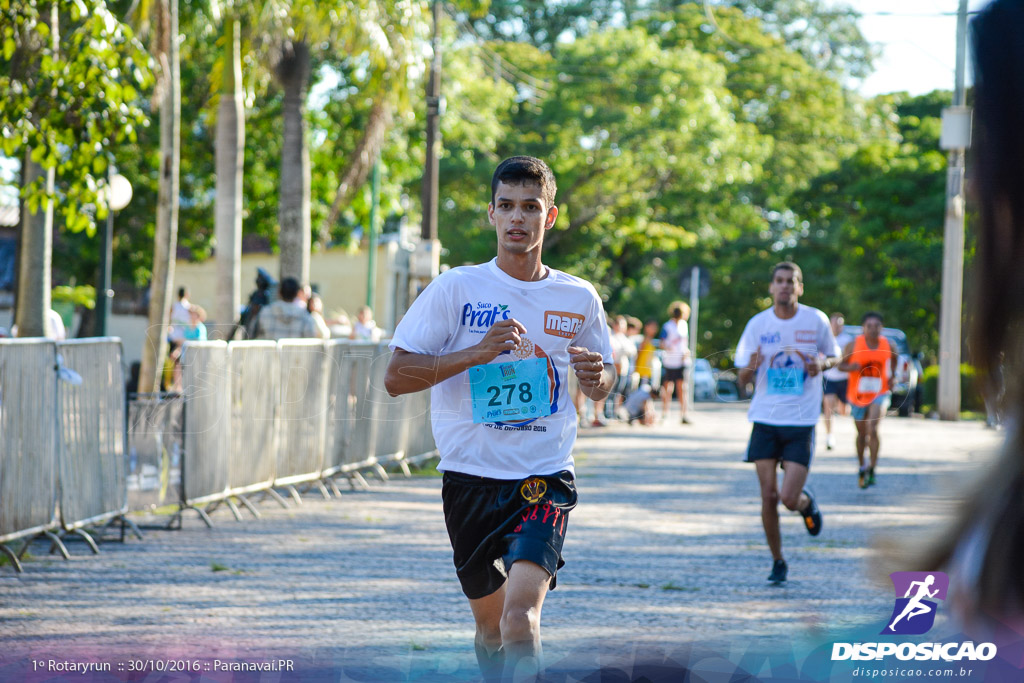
[822, 312, 853, 450]
[736, 262, 841, 584]
[384, 156, 615, 682]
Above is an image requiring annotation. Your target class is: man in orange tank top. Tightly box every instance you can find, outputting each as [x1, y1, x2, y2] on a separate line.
[839, 312, 898, 488]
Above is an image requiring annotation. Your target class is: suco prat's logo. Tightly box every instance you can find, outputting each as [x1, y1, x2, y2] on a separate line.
[883, 572, 949, 635]
[461, 302, 510, 333]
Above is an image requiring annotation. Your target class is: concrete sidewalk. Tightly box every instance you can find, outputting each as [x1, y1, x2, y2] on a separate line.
[0, 403, 1003, 679]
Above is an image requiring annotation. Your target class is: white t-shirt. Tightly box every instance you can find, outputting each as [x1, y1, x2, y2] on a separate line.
[389, 258, 614, 479]
[660, 318, 689, 369]
[735, 304, 840, 427]
[610, 331, 636, 375]
[823, 331, 854, 381]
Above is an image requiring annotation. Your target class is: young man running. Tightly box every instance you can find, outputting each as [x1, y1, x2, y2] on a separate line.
[840, 311, 897, 489]
[384, 156, 615, 681]
[822, 312, 853, 450]
[736, 262, 840, 584]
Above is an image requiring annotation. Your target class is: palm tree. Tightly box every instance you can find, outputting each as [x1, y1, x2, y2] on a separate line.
[213, 7, 245, 337]
[275, 0, 424, 283]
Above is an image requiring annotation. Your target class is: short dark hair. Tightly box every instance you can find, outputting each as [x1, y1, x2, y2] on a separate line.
[862, 311, 884, 324]
[178, 287, 188, 299]
[279, 277, 301, 302]
[491, 156, 557, 207]
[771, 261, 803, 283]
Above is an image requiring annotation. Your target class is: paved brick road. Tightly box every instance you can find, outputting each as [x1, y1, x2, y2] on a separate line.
[0, 403, 1003, 680]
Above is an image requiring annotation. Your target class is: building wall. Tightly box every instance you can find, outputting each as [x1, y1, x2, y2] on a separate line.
[1, 242, 411, 369]
[173, 242, 407, 333]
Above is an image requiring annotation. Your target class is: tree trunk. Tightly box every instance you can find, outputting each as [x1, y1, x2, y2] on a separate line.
[15, 151, 53, 338]
[139, 0, 180, 393]
[213, 16, 244, 339]
[14, 4, 57, 339]
[318, 96, 393, 245]
[276, 40, 311, 284]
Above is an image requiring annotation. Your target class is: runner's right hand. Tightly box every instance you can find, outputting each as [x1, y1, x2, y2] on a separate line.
[747, 346, 763, 372]
[472, 318, 528, 363]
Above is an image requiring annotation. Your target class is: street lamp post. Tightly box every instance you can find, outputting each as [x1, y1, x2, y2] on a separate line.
[97, 168, 132, 337]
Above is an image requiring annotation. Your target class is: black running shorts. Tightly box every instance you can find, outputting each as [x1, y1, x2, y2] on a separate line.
[441, 470, 577, 600]
[662, 366, 686, 383]
[745, 422, 815, 467]
[823, 378, 848, 403]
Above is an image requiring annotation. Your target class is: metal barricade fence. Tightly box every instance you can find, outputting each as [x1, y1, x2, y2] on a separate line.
[56, 339, 128, 536]
[324, 341, 379, 475]
[370, 344, 410, 464]
[227, 341, 278, 495]
[181, 341, 231, 507]
[404, 388, 437, 464]
[0, 339, 60, 567]
[275, 340, 329, 487]
[321, 340, 352, 479]
[127, 394, 184, 511]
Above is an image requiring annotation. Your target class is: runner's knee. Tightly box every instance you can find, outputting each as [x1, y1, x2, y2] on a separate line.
[500, 606, 540, 644]
[780, 491, 802, 511]
[476, 624, 502, 653]
[761, 487, 779, 507]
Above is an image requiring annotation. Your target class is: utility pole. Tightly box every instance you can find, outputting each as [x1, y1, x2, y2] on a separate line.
[687, 266, 700, 413]
[411, 0, 442, 297]
[366, 158, 380, 309]
[421, 0, 441, 245]
[937, 0, 970, 421]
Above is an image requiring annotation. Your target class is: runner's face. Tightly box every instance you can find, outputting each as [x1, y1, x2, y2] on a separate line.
[863, 317, 883, 339]
[769, 269, 803, 306]
[488, 181, 557, 256]
[831, 315, 844, 335]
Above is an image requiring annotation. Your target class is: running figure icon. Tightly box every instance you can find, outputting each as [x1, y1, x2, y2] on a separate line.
[887, 574, 940, 632]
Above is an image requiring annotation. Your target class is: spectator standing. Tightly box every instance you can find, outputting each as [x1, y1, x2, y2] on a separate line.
[307, 293, 332, 339]
[350, 305, 383, 342]
[255, 277, 318, 340]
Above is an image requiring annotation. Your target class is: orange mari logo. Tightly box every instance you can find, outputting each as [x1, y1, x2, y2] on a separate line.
[520, 478, 547, 504]
[544, 311, 585, 339]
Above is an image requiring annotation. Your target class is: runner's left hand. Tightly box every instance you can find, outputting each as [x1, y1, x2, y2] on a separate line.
[806, 356, 824, 377]
[569, 346, 605, 388]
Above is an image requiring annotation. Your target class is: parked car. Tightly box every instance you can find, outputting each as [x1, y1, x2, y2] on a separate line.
[692, 358, 715, 401]
[715, 370, 741, 402]
[842, 325, 923, 417]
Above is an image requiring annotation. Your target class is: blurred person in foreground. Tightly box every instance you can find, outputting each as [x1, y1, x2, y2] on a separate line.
[916, 0, 1024, 631]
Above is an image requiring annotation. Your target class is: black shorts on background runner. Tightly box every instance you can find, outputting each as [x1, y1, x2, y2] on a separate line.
[823, 378, 848, 403]
[745, 422, 815, 467]
[441, 470, 577, 600]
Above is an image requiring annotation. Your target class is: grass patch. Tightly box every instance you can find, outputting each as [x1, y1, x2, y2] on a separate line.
[210, 561, 250, 575]
[131, 504, 179, 516]
[661, 582, 699, 592]
[410, 642, 428, 651]
[634, 582, 650, 589]
[407, 455, 443, 477]
[0, 550, 29, 567]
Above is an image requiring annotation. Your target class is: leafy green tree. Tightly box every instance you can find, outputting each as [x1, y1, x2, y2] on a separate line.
[1, 0, 150, 336]
[788, 92, 949, 357]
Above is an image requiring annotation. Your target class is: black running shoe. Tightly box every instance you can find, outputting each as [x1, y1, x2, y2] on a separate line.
[867, 467, 876, 487]
[858, 467, 869, 489]
[801, 489, 823, 536]
[768, 559, 788, 583]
